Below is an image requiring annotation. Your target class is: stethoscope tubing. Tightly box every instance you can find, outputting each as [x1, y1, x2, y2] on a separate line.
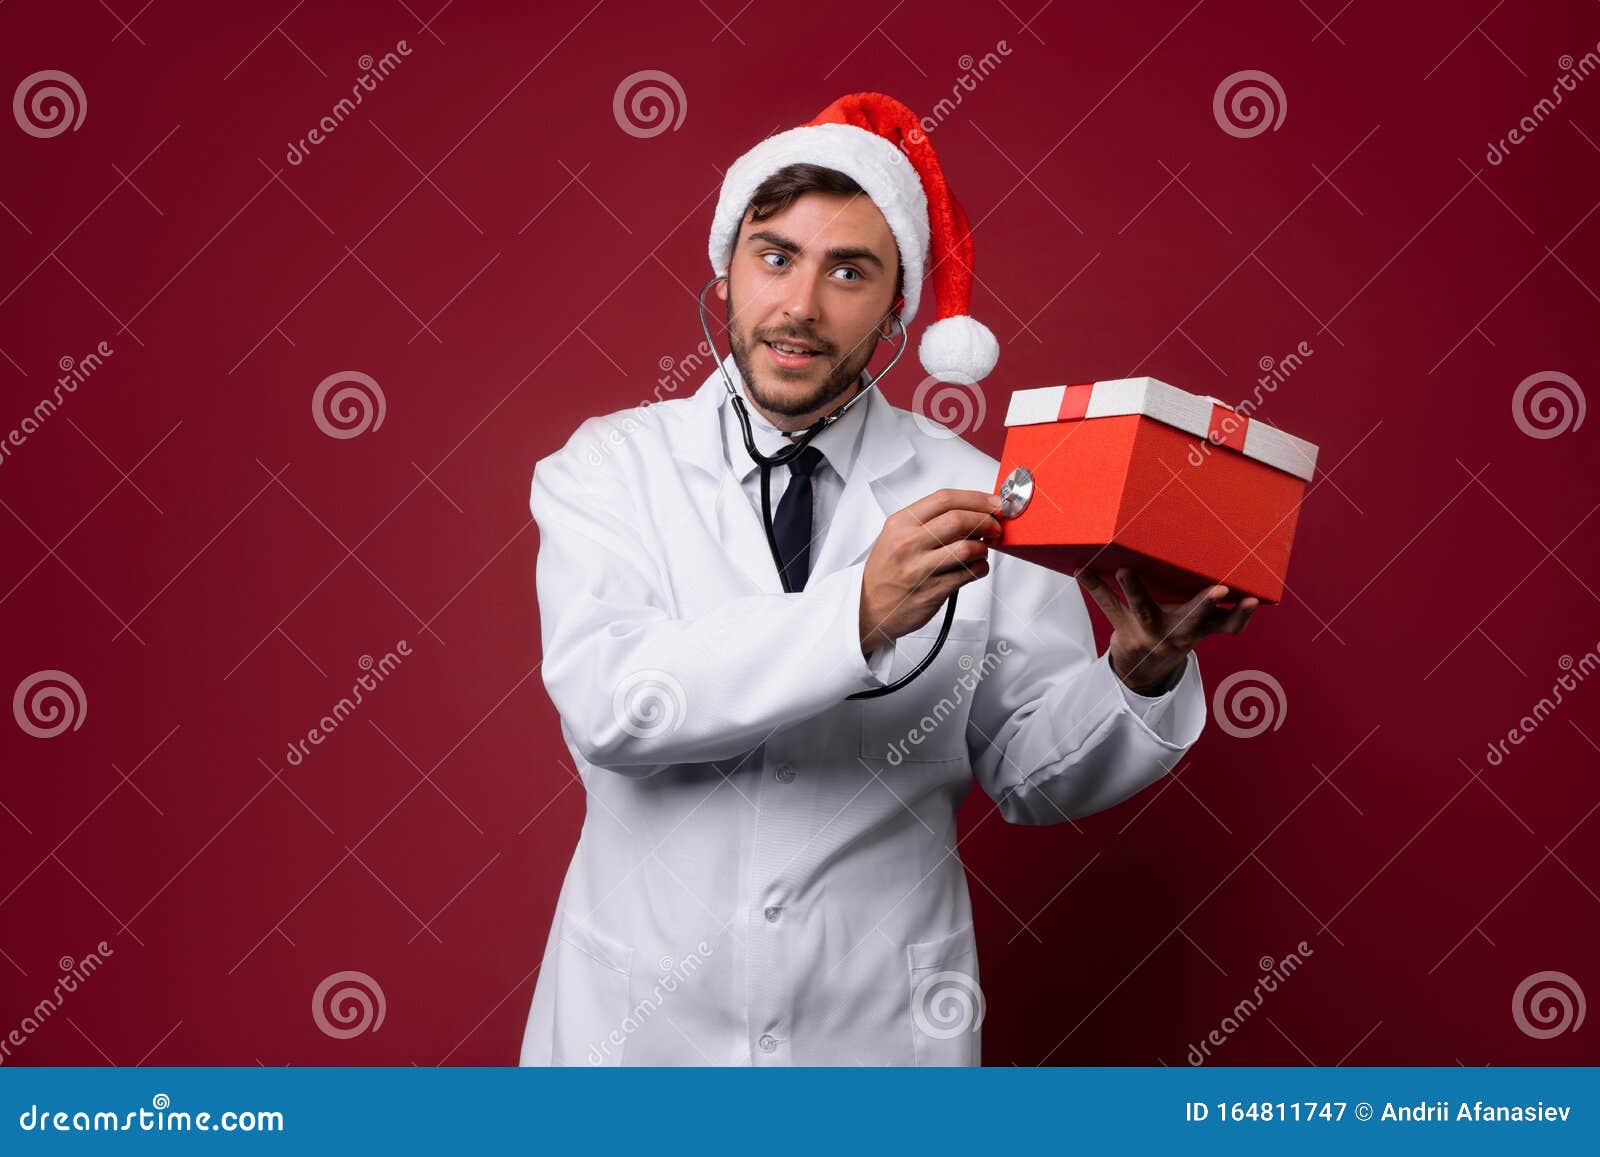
[696, 274, 958, 701]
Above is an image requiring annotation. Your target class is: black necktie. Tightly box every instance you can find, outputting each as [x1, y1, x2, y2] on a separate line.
[772, 444, 824, 591]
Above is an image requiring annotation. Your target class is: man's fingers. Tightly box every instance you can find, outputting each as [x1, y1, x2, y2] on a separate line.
[924, 536, 989, 579]
[1177, 588, 1263, 642]
[903, 488, 1003, 527]
[1215, 597, 1261, 634]
[1078, 567, 1265, 641]
[918, 508, 1001, 549]
[1116, 568, 1164, 627]
[1169, 583, 1228, 638]
[920, 556, 988, 608]
[948, 555, 989, 587]
[1075, 568, 1128, 627]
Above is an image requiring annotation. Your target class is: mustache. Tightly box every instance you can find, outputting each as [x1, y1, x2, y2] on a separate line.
[754, 328, 834, 356]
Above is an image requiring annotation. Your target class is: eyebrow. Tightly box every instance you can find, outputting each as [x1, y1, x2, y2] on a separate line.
[744, 228, 885, 272]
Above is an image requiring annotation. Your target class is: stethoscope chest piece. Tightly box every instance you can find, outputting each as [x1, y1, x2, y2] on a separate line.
[998, 466, 1034, 519]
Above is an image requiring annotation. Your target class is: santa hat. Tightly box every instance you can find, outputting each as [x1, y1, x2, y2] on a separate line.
[707, 92, 999, 384]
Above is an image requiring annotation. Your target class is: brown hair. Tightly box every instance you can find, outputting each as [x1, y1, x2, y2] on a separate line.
[744, 163, 904, 308]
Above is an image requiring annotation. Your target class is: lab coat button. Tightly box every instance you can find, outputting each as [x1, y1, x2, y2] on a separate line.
[758, 1034, 778, 1053]
[763, 905, 782, 923]
[774, 764, 796, 782]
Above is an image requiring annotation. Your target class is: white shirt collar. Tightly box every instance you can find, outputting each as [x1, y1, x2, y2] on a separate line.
[717, 360, 873, 483]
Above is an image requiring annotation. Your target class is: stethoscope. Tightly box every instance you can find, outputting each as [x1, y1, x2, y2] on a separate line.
[697, 272, 959, 701]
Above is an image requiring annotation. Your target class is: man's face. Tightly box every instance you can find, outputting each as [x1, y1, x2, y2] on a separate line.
[715, 191, 900, 429]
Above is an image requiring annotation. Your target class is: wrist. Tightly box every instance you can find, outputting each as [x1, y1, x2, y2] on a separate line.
[859, 598, 888, 657]
[1112, 650, 1182, 695]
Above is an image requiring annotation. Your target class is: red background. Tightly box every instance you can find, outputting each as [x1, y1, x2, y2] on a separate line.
[2, 0, 1597, 1067]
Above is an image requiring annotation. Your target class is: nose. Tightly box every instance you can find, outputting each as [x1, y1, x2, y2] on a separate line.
[783, 273, 821, 327]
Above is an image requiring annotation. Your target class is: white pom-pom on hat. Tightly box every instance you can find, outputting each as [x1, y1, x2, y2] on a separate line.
[918, 314, 999, 384]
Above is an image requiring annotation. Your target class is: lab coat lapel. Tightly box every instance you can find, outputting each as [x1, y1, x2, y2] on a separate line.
[807, 384, 915, 583]
[674, 360, 786, 595]
[714, 470, 786, 595]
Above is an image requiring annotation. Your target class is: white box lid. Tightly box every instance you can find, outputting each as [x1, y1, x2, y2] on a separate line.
[1002, 378, 1318, 482]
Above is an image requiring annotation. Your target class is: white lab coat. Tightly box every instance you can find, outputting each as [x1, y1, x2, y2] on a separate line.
[518, 354, 1207, 1066]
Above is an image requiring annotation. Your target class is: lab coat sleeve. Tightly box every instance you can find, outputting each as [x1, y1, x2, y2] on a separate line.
[965, 554, 1207, 824]
[866, 641, 896, 683]
[1115, 654, 1185, 730]
[530, 429, 887, 775]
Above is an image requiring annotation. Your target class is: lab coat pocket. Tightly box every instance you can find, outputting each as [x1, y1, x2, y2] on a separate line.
[860, 616, 990, 763]
[551, 912, 635, 1067]
[906, 921, 983, 1067]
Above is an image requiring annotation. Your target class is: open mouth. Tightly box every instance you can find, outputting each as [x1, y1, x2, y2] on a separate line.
[763, 339, 822, 368]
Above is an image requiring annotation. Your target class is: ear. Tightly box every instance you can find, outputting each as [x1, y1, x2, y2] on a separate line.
[714, 276, 728, 303]
[880, 296, 903, 336]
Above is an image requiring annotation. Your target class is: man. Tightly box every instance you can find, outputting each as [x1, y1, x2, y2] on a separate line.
[519, 93, 1258, 1066]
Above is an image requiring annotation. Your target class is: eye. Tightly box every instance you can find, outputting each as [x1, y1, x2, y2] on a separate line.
[832, 266, 863, 282]
[760, 252, 788, 269]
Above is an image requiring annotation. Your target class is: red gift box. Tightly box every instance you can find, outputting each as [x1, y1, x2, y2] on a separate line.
[991, 378, 1319, 605]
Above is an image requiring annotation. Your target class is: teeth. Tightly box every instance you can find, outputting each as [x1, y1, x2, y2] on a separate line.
[770, 341, 812, 354]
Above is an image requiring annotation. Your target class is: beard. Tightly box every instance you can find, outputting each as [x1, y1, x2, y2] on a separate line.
[725, 291, 882, 419]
